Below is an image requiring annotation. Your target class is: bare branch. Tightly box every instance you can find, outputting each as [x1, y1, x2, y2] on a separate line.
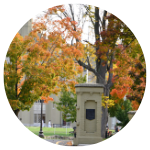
[83, 40, 95, 47]
[86, 56, 91, 68]
[83, 5, 95, 26]
[76, 59, 106, 84]
[69, 4, 75, 21]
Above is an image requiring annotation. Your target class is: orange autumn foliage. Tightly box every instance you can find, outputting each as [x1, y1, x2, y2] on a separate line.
[110, 40, 145, 110]
[110, 88, 127, 100]
[4, 5, 85, 113]
[131, 100, 139, 110]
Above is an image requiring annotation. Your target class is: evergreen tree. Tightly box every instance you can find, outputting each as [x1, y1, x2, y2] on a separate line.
[116, 100, 132, 128]
[54, 75, 86, 122]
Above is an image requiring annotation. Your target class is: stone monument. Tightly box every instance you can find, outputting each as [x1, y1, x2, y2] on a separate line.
[73, 83, 104, 145]
[128, 111, 136, 120]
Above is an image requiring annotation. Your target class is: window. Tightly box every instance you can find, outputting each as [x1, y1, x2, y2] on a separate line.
[63, 120, 66, 126]
[34, 114, 45, 123]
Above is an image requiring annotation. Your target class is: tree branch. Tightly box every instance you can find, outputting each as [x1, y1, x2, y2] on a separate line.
[83, 40, 95, 47]
[86, 56, 91, 68]
[83, 5, 95, 26]
[76, 59, 106, 84]
[102, 10, 107, 31]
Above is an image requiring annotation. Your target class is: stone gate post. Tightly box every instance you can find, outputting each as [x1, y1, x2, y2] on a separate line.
[128, 111, 136, 120]
[73, 83, 104, 145]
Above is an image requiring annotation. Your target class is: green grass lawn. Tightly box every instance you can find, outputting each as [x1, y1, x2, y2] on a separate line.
[27, 126, 116, 143]
[27, 127, 74, 137]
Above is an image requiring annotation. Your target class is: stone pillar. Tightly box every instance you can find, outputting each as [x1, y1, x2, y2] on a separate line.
[73, 83, 104, 145]
[128, 111, 136, 120]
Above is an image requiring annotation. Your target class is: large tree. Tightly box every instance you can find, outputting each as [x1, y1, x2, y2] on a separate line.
[43, 4, 142, 138]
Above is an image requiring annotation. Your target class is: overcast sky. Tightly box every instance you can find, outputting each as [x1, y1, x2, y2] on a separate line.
[32, 3, 116, 44]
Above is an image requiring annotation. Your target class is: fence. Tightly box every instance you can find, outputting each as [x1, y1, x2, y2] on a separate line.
[24, 123, 73, 128]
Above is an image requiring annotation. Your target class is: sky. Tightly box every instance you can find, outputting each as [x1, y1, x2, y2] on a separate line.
[32, 4, 92, 43]
[32, 3, 119, 44]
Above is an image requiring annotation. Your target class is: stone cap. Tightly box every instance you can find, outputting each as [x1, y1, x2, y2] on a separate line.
[75, 83, 104, 88]
[127, 111, 137, 114]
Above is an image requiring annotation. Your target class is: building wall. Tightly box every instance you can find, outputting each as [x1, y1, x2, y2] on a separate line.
[19, 19, 32, 36]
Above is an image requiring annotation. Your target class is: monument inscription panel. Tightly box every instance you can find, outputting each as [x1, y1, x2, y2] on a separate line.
[86, 109, 95, 120]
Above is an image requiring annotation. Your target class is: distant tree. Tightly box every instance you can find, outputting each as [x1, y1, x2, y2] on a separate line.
[126, 40, 146, 109]
[54, 75, 86, 122]
[115, 99, 132, 130]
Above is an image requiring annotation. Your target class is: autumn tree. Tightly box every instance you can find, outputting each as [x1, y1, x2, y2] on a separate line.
[110, 39, 146, 110]
[126, 40, 146, 109]
[108, 39, 145, 126]
[80, 6, 145, 136]
[34, 4, 146, 138]
[43, 4, 142, 138]
[4, 33, 43, 116]
[4, 6, 84, 117]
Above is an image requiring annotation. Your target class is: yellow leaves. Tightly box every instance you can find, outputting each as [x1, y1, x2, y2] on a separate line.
[100, 55, 107, 61]
[94, 57, 98, 63]
[102, 95, 115, 108]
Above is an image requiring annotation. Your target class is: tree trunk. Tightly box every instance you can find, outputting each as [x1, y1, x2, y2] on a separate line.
[101, 107, 108, 138]
[101, 86, 109, 138]
[14, 109, 20, 117]
[76, 6, 110, 139]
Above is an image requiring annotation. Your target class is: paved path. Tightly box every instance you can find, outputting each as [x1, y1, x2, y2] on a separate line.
[43, 139, 65, 144]
[46, 139, 90, 146]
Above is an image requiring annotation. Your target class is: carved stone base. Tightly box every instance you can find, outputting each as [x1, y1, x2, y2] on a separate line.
[73, 136, 103, 145]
